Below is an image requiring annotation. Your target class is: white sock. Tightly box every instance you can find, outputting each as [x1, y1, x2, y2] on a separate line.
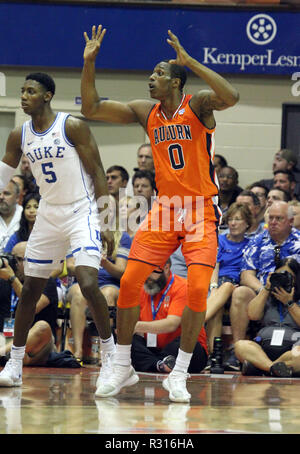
[173, 349, 192, 374]
[100, 334, 116, 355]
[10, 345, 25, 361]
[114, 344, 131, 367]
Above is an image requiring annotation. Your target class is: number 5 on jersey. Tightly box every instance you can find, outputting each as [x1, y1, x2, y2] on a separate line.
[42, 162, 57, 183]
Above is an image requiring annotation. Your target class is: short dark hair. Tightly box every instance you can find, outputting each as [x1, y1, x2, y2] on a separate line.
[238, 190, 260, 207]
[25, 72, 55, 96]
[132, 170, 155, 190]
[164, 61, 187, 91]
[248, 182, 268, 196]
[214, 154, 228, 168]
[268, 187, 291, 202]
[274, 169, 296, 183]
[106, 165, 129, 183]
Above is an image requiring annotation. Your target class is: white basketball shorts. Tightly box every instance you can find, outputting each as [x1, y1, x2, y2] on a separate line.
[24, 196, 102, 278]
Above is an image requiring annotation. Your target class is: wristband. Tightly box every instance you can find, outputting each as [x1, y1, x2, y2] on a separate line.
[287, 300, 295, 308]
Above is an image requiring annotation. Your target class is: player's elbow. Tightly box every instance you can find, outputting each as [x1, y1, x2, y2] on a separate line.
[227, 89, 240, 107]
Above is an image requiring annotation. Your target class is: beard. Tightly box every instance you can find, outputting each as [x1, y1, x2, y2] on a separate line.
[144, 273, 167, 296]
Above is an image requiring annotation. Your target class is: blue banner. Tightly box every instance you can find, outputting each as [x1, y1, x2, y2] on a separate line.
[0, 2, 299, 75]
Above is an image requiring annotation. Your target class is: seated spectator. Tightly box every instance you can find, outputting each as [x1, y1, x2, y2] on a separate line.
[0, 242, 58, 342]
[247, 182, 268, 224]
[235, 190, 264, 238]
[264, 188, 292, 227]
[258, 148, 298, 192]
[19, 155, 39, 195]
[106, 165, 129, 204]
[0, 180, 23, 252]
[131, 259, 208, 374]
[266, 188, 291, 207]
[218, 166, 243, 230]
[214, 154, 228, 177]
[126, 143, 155, 197]
[132, 169, 155, 216]
[226, 201, 300, 371]
[288, 200, 300, 230]
[68, 226, 132, 361]
[235, 258, 300, 377]
[4, 192, 40, 253]
[273, 170, 297, 201]
[1, 320, 56, 367]
[205, 203, 252, 366]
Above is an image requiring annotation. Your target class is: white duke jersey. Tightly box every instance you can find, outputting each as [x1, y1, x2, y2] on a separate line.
[21, 112, 94, 204]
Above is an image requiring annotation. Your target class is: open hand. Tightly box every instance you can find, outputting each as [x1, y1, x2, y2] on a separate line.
[83, 25, 106, 61]
[167, 29, 190, 66]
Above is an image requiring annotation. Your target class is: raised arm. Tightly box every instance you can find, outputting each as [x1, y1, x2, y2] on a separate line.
[167, 30, 239, 127]
[81, 25, 140, 124]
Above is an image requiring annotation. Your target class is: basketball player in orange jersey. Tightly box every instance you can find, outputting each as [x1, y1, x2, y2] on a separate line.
[81, 25, 239, 402]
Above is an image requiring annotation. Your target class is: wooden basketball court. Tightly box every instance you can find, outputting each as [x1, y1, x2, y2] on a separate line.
[0, 365, 299, 437]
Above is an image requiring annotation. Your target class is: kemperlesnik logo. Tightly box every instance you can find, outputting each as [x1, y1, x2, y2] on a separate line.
[246, 14, 277, 46]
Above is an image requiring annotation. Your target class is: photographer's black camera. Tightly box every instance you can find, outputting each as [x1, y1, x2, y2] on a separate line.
[0, 254, 17, 273]
[269, 271, 293, 293]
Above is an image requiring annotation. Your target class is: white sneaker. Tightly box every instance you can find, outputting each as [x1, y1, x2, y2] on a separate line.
[96, 352, 114, 389]
[0, 359, 22, 387]
[95, 364, 139, 398]
[162, 371, 191, 403]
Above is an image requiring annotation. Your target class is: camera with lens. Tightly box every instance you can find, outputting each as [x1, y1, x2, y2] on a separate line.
[269, 271, 293, 293]
[0, 254, 17, 273]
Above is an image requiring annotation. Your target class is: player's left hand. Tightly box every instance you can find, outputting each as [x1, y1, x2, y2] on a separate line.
[101, 230, 115, 258]
[167, 30, 191, 66]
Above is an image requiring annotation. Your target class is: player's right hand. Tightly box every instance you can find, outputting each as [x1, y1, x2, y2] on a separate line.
[83, 25, 106, 61]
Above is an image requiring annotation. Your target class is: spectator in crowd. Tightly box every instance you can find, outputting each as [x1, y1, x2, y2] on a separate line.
[106, 165, 129, 203]
[131, 259, 208, 374]
[205, 203, 252, 365]
[266, 188, 291, 208]
[247, 182, 268, 224]
[132, 170, 155, 217]
[0, 180, 23, 252]
[0, 242, 58, 342]
[273, 170, 297, 201]
[118, 196, 136, 239]
[225, 201, 300, 371]
[235, 190, 264, 238]
[258, 148, 298, 192]
[213, 154, 228, 178]
[126, 144, 155, 197]
[4, 192, 40, 253]
[235, 257, 300, 377]
[288, 200, 300, 230]
[218, 166, 243, 230]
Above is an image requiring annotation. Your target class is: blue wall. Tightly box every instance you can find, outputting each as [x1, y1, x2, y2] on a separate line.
[0, 2, 299, 74]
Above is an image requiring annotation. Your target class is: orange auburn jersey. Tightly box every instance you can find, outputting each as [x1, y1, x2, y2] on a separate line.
[146, 94, 219, 204]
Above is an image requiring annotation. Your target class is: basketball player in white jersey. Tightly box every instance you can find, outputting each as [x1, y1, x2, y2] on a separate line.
[0, 73, 115, 389]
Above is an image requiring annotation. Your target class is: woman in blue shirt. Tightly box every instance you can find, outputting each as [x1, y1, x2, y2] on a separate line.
[205, 203, 252, 355]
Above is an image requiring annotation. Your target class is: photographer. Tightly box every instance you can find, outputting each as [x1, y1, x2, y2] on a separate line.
[0, 241, 58, 366]
[235, 257, 300, 377]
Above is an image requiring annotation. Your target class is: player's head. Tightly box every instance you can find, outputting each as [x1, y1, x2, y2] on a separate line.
[149, 61, 187, 99]
[25, 72, 56, 97]
[21, 72, 55, 114]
